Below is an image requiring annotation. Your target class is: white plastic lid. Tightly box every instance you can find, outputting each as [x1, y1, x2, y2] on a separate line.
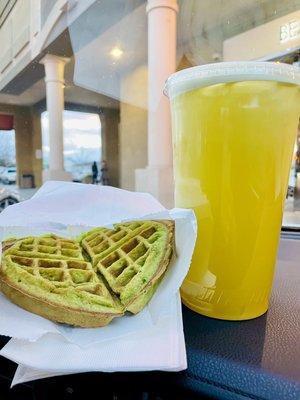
[164, 61, 300, 98]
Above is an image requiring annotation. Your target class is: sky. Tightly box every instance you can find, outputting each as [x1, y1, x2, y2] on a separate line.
[41, 110, 101, 171]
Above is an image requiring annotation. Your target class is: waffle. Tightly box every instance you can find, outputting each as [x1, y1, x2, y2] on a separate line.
[80, 220, 175, 313]
[0, 235, 123, 327]
[0, 220, 175, 326]
[5, 234, 85, 261]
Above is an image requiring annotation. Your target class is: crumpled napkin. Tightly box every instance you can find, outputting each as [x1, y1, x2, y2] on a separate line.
[0, 181, 197, 384]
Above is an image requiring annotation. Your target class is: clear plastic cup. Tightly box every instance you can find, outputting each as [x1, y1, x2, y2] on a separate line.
[165, 62, 300, 320]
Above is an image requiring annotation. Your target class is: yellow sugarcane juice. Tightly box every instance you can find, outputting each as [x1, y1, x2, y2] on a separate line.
[165, 62, 300, 320]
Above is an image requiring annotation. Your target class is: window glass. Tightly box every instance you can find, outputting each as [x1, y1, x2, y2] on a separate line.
[42, 111, 101, 183]
[0, 0, 300, 228]
[67, 0, 300, 227]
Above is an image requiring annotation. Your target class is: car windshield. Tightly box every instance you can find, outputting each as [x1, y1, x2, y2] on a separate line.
[0, 0, 299, 230]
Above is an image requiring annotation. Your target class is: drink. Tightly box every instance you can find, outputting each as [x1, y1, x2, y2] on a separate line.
[166, 62, 300, 320]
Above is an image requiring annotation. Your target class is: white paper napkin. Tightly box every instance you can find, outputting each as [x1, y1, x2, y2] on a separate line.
[0, 181, 165, 227]
[0, 182, 197, 384]
[3, 294, 185, 380]
[11, 297, 187, 386]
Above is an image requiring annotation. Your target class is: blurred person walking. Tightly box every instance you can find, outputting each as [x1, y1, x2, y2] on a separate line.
[92, 161, 98, 184]
[100, 160, 109, 185]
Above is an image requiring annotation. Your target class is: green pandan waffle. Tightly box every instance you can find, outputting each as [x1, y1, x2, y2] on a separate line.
[4, 234, 85, 261]
[0, 234, 123, 327]
[80, 220, 175, 313]
[0, 220, 175, 327]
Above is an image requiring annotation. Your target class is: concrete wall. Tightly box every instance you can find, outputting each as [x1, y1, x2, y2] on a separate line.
[31, 108, 43, 187]
[118, 60, 193, 192]
[14, 107, 33, 187]
[223, 9, 300, 61]
[0, 103, 42, 187]
[119, 65, 148, 191]
[101, 108, 120, 187]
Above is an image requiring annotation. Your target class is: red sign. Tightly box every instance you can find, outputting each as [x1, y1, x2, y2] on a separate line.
[0, 114, 14, 130]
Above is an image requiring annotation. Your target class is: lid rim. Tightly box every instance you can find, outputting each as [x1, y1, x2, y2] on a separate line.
[164, 61, 300, 98]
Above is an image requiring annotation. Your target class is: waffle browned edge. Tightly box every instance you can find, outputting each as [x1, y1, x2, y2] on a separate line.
[125, 219, 175, 313]
[0, 272, 121, 328]
[1, 238, 19, 252]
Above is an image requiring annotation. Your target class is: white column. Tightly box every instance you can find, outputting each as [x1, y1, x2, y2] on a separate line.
[40, 54, 72, 182]
[135, 0, 178, 208]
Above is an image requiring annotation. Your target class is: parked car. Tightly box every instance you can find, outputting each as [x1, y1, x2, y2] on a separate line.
[287, 169, 296, 198]
[0, 187, 19, 212]
[70, 165, 94, 183]
[0, 166, 6, 177]
[1, 167, 16, 184]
